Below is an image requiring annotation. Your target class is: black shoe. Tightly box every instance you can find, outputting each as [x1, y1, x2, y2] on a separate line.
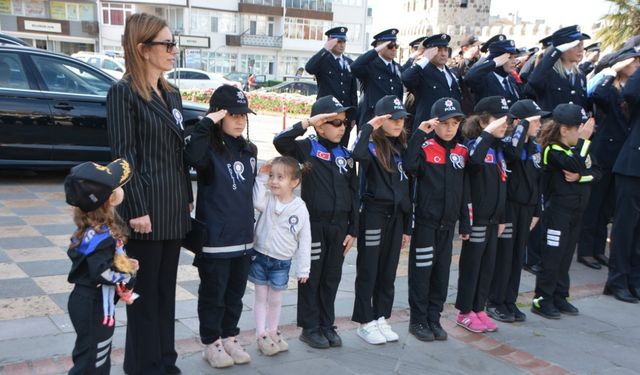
[603, 285, 639, 303]
[486, 305, 515, 323]
[630, 287, 640, 300]
[524, 264, 542, 275]
[427, 321, 447, 341]
[409, 323, 434, 342]
[299, 327, 330, 349]
[554, 298, 579, 316]
[530, 297, 561, 320]
[507, 303, 527, 322]
[594, 254, 609, 267]
[165, 365, 181, 374]
[578, 256, 601, 270]
[321, 326, 342, 347]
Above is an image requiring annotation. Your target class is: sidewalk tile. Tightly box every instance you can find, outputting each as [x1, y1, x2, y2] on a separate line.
[0, 316, 60, 341]
[18, 259, 70, 277]
[176, 264, 199, 282]
[33, 275, 73, 294]
[21, 215, 70, 226]
[45, 235, 70, 247]
[33, 224, 75, 236]
[0, 263, 28, 280]
[0, 296, 62, 320]
[0, 216, 26, 226]
[0, 278, 45, 299]
[5, 247, 68, 263]
[0, 226, 41, 239]
[0, 236, 54, 250]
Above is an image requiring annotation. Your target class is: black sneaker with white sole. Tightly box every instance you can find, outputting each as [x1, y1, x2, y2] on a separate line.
[486, 305, 515, 323]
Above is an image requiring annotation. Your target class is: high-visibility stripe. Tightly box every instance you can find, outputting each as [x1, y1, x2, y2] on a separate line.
[579, 175, 593, 183]
[203, 242, 253, 254]
[580, 139, 591, 157]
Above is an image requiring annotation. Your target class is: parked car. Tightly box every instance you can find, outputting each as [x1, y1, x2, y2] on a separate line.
[224, 72, 266, 90]
[262, 81, 318, 96]
[0, 44, 207, 169]
[71, 52, 126, 79]
[166, 68, 242, 90]
[0, 32, 30, 47]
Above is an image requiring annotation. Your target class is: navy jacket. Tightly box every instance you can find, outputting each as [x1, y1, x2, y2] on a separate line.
[613, 67, 640, 177]
[527, 47, 588, 111]
[591, 75, 631, 169]
[350, 49, 404, 127]
[464, 59, 520, 106]
[185, 117, 257, 258]
[305, 49, 358, 110]
[402, 62, 461, 132]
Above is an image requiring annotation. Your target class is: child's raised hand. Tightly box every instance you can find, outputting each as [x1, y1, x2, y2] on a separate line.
[206, 109, 227, 124]
[418, 118, 438, 133]
[368, 114, 392, 130]
[259, 162, 272, 175]
[305, 112, 339, 129]
[298, 277, 309, 284]
[484, 116, 508, 136]
[579, 117, 595, 140]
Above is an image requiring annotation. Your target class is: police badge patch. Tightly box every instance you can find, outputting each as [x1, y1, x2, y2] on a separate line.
[450, 153, 465, 169]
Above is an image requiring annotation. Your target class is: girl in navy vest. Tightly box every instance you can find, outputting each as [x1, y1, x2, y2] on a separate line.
[351, 95, 411, 345]
[455, 96, 509, 333]
[403, 97, 471, 342]
[274, 95, 359, 349]
[185, 85, 257, 369]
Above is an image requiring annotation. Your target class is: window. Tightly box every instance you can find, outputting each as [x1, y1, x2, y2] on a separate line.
[279, 55, 308, 76]
[243, 15, 270, 36]
[342, 23, 362, 41]
[102, 3, 133, 26]
[102, 59, 122, 72]
[191, 72, 209, 80]
[52, 1, 97, 21]
[211, 17, 218, 33]
[32, 55, 112, 96]
[203, 52, 237, 74]
[0, 52, 30, 90]
[12, 0, 47, 17]
[240, 54, 275, 76]
[284, 17, 331, 40]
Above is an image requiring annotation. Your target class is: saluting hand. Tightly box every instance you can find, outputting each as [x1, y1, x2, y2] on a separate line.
[375, 41, 391, 52]
[324, 38, 339, 51]
[304, 112, 339, 129]
[579, 117, 595, 140]
[206, 109, 227, 124]
[493, 53, 511, 67]
[556, 40, 580, 53]
[422, 47, 439, 62]
[463, 45, 479, 61]
[484, 116, 508, 136]
[418, 118, 438, 133]
[368, 114, 392, 130]
[612, 57, 635, 73]
[410, 45, 426, 59]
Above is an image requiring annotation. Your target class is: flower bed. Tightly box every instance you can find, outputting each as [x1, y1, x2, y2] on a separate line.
[181, 88, 314, 116]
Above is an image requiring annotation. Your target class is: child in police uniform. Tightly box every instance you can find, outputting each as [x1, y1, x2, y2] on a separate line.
[274, 95, 359, 349]
[64, 158, 138, 374]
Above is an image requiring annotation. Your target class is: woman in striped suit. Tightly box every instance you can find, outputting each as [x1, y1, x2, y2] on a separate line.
[106, 13, 193, 375]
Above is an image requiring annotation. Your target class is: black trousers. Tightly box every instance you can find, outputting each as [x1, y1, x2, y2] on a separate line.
[535, 204, 584, 300]
[68, 286, 114, 375]
[455, 224, 498, 313]
[578, 169, 614, 258]
[489, 202, 536, 306]
[408, 224, 454, 324]
[197, 254, 251, 344]
[298, 219, 348, 329]
[525, 221, 543, 267]
[123, 239, 181, 375]
[607, 175, 640, 290]
[352, 207, 403, 323]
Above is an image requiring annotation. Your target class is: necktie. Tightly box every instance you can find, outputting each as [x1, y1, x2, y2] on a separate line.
[503, 78, 512, 95]
[440, 69, 451, 88]
[336, 57, 343, 70]
[389, 63, 394, 75]
[568, 72, 575, 85]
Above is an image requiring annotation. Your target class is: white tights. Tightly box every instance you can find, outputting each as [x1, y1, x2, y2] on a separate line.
[254, 284, 284, 337]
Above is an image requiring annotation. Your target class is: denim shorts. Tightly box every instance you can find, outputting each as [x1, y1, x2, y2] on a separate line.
[248, 253, 292, 290]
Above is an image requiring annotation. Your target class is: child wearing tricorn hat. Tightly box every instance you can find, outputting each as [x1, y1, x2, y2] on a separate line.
[274, 95, 358, 349]
[403, 97, 471, 342]
[64, 158, 139, 374]
[350, 95, 411, 345]
[184, 84, 257, 368]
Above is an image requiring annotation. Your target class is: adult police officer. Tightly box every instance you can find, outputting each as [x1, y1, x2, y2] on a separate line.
[449, 34, 482, 114]
[404, 36, 428, 134]
[402, 33, 461, 133]
[579, 42, 601, 76]
[351, 28, 404, 129]
[475, 34, 507, 66]
[306, 26, 358, 146]
[527, 25, 591, 112]
[464, 39, 521, 107]
[605, 60, 640, 303]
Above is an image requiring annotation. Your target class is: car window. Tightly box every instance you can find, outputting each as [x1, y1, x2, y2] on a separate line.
[191, 72, 209, 80]
[31, 55, 112, 96]
[102, 59, 120, 71]
[86, 57, 100, 67]
[0, 52, 30, 90]
[166, 71, 175, 79]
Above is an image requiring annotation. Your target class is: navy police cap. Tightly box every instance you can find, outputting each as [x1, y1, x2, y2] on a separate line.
[374, 95, 409, 120]
[409, 36, 427, 48]
[474, 96, 510, 117]
[608, 47, 640, 67]
[325, 26, 348, 41]
[371, 28, 398, 47]
[311, 95, 354, 116]
[584, 42, 601, 52]
[480, 34, 506, 53]
[488, 39, 518, 56]
[431, 97, 465, 121]
[422, 33, 451, 48]
[552, 103, 589, 126]
[538, 35, 553, 48]
[551, 25, 590, 47]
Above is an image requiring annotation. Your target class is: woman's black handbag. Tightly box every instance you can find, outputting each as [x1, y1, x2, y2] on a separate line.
[182, 218, 207, 255]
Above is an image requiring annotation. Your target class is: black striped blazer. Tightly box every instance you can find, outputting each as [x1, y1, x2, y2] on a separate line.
[106, 78, 193, 241]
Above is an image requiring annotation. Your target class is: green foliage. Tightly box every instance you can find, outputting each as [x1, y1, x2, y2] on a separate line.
[596, 0, 640, 49]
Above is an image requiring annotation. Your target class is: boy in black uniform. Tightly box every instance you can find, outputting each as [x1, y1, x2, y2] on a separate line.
[274, 95, 359, 349]
[64, 159, 138, 374]
[403, 97, 471, 341]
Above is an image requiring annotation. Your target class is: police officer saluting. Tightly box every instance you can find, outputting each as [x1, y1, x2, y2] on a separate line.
[306, 26, 358, 146]
[450, 34, 482, 114]
[402, 33, 461, 133]
[464, 38, 521, 107]
[404, 36, 428, 134]
[351, 28, 405, 129]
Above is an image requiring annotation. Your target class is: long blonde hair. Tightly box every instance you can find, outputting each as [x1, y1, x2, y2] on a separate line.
[122, 13, 176, 101]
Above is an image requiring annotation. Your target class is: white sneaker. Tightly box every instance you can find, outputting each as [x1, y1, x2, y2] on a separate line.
[377, 317, 399, 342]
[356, 321, 387, 345]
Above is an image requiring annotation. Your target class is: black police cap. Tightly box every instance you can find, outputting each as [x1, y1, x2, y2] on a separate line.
[474, 96, 510, 117]
[480, 34, 506, 53]
[593, 52, 615, 75]
[65, 159, 132, 212]
[608, 48, 640, 67]
[210, 85, 256, 114]
[623, 35, 640, 50]
[508, 99, 550, 119]
[460, 35, 481, 48]
[409, 36, 427, 48]
[584, 42, 601, 52]
[552, 103, 589, 126]
[374, 95, 409, 119]
[431, 97, 465, 121]
[538, 35, 553, 48]
[488, 39, 518, 56]
[371, 28, 398, 47]
[422, 33, 451, 48]
[311, 95, 354, 117]
[325, 26, 348, 41]
[551, 25, 590, 47]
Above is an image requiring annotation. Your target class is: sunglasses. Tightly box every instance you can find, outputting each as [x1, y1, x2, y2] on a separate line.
[387, 42, 398, 50]
[324, 119, 347, 127]
[145, 40, 178, 52]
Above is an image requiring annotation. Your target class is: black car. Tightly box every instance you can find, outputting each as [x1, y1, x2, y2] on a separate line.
[0, 44, 208, 168]
[264, 81, 318, 96]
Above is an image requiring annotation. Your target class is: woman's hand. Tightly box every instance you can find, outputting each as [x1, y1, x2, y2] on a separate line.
[130, 215, 152, 234]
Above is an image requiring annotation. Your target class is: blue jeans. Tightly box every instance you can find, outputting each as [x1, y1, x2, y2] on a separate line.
[248, 253, 292, 290]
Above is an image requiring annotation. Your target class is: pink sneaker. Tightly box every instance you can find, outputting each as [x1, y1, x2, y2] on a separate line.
[456, 311, 486, 333]
[476, 311, 498, 332]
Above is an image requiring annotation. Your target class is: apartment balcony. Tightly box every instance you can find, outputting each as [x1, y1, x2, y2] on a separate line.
[239, 0, 284, 16]
[284, 0, 332, 21]
[241, 34, 283, 48]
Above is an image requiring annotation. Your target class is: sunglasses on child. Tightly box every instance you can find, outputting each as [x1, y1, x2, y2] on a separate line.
[145, 40, 178, 52]
[324, 119, 348, 127]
